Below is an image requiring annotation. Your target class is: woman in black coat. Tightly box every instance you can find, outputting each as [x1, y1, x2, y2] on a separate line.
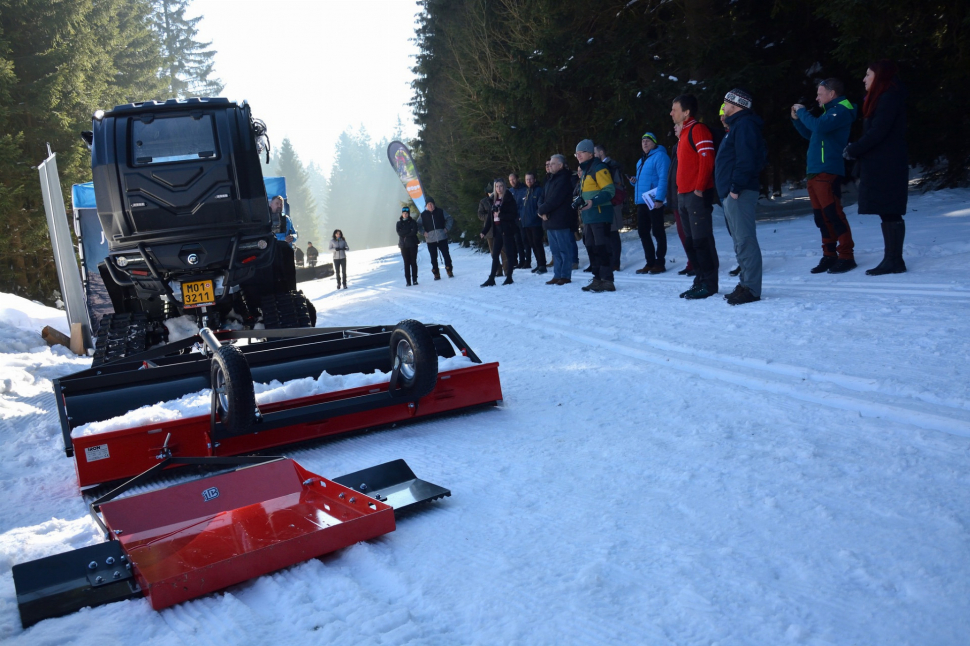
[845, 59, 909, 275]
[479, 178, 520, 286]
[396, 206, 420, 286]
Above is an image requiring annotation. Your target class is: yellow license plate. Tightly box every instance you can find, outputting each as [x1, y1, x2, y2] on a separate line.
[181, 279, 215, 308]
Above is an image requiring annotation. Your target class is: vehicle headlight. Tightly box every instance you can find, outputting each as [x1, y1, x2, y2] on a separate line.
[116, 256, 129, 267]
[258, 239, 268, 249]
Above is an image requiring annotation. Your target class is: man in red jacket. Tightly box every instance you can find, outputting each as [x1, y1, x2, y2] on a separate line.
[671, 94, 719, 299]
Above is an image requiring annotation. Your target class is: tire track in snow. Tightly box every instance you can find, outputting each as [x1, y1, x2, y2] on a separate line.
[403, 290, 970, 439]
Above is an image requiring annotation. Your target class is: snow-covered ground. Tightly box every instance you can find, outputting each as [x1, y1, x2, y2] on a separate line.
[1, 189, 969, 645]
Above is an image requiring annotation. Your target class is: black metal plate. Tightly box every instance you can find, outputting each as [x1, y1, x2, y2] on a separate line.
[13, 541, 140, 629]
[333, 459, 451, 512]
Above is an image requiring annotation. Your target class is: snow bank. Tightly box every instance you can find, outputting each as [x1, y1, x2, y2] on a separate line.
[0, 293, 69, 336]
[71, 354, 474, 437]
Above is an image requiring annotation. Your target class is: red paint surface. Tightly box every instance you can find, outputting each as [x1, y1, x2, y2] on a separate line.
[100, 459, 395, 610]
[72, 363, 502, 488]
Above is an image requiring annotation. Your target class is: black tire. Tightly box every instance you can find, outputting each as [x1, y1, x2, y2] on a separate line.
[211, 344, 256, 436]
[389, 319, 438, 399]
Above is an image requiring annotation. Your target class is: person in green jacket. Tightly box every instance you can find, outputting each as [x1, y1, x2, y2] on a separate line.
[791, 78, 858, 274]
[575, 139, 616, 292]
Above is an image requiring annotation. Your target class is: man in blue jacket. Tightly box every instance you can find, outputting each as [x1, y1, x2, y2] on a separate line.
[630, 132, 670, 274]
[791, 78, 858, 274]
[715, 89, 766, 305]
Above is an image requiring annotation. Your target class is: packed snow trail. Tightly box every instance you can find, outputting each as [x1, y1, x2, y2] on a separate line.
[1, 189, 969, 645]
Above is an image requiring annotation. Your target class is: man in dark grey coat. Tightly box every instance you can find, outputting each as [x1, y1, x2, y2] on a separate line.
[715, 89, 766, 305]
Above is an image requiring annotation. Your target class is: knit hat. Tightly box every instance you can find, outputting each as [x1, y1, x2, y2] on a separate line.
[641, 132, 658, 144]
[575, 139, 595, 154]
[425, 197, 435, 206]
[724, 89, 752, 109]
[401, 206, 410, 213]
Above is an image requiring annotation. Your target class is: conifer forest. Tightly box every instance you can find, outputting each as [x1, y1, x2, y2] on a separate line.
[410, 0, 969, 236]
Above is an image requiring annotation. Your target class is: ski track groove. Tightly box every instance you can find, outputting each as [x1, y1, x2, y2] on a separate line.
[611, 272, 970, 300]
[342, 290, 669, 646]
[400, 289, 970, 439]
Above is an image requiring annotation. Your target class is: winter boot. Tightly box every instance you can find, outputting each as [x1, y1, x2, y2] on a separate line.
[546, 277, 560, 285]
[867, 221, 906, 275]
[684, 283, 717, 300]
[447, 267, 455, 278]
[582, 278, 602, 292]
[406, 278, 412, 286]
[649, 265, 666, 274]
[678, 267, 696, 276]
[480, 275, 496, 287]
[827, 258, 857, 274]
[723, 284, 744, 300]
[590, 280, 616, 292]
[891, 220, 906, 273]
[729, 266, 741, 276]
[726, 285, 760, 305]
[810, 256, 838, 274]
[635, 264, 652, 274]
[680, 276, 702, 298]
[866, 222, 893, 275]
[433, 268, 441, 280]
[502, 275, 514, 285]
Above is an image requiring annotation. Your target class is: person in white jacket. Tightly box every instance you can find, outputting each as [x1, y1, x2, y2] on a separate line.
[329, 230, 349, 289]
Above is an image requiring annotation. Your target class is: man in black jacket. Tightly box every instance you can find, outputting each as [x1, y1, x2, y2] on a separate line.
[479, 178, 520, 286]
[538, 154, 575, 285]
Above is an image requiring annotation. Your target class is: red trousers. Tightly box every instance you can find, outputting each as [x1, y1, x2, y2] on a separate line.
[808, 173, 854, 259]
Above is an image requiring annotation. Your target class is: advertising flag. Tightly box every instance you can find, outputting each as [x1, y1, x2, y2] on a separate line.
[387, 141, 426, 213]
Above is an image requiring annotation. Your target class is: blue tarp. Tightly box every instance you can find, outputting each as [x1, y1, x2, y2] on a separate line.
[71, 183, 97, 209]
[70, 176, 287, 209]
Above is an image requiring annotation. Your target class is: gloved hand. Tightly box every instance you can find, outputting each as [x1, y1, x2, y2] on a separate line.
[842, 145, 855, 161]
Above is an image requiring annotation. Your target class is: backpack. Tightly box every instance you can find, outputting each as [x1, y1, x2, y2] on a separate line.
[688, 122, 725, 155]
[605, 158, 627, 205]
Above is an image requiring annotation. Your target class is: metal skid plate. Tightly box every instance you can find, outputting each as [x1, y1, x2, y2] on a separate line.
[12, 540, 140, 629]
[99, 458, 396, 611]
[333, 459, 451, 512]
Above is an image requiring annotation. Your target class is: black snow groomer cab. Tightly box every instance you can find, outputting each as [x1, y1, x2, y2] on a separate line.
[88, 98, 312, 362]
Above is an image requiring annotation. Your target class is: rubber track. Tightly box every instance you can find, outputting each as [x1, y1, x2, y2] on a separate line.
[261, 290, 314, 329]
[91, 312, 151, 366]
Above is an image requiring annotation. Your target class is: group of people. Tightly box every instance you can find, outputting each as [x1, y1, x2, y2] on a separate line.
[390, 60, 908, 302]
[396, 198, 456, 286]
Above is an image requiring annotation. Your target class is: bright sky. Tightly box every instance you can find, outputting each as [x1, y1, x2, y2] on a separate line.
[192, 0, 420, 171]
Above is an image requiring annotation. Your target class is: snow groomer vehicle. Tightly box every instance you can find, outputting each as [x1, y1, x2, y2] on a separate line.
[15, 98, 502, 627]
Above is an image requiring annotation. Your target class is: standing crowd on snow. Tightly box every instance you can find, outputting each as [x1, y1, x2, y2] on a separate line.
[389, 60, 909, 303]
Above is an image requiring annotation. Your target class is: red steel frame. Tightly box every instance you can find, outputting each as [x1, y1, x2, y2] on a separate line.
[99, 459, 396, 610]
[71, 362, 502, 488]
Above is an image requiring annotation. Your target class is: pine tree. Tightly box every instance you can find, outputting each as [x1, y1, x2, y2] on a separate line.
[151, 0, 223, 98]
[276, 139, 319, 245]
[304, 162, 330, 241]
[0, 0, 168, 302]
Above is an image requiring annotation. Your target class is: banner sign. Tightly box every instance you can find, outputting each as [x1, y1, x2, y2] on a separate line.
[387, 141, 426, 213]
